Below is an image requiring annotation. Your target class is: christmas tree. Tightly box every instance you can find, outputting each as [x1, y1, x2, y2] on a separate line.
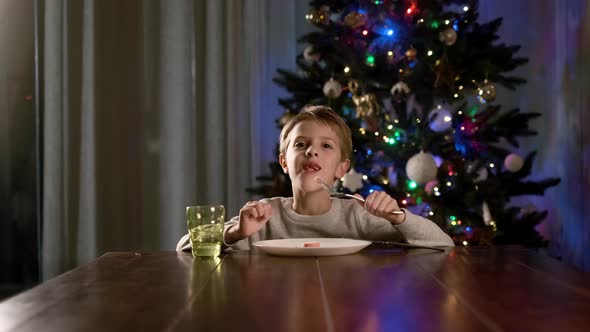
[249, 0, 560, 246]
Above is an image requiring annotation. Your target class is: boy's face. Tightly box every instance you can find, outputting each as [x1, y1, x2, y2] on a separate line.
[279, 120, 350, 193]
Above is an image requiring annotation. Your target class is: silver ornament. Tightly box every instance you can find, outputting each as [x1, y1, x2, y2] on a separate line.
[405, 151, 438, 185]
[428, 106, 453, 132]
[322, 78, 343, 98]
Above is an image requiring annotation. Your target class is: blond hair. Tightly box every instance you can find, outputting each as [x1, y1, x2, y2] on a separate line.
[279, 105, 352, 161]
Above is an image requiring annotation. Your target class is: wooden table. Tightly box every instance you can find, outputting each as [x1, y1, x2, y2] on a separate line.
[1, 245, 589, 332]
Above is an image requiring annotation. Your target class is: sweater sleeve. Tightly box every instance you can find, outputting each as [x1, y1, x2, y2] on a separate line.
[221, 215, 251, 250]
[393, 209, 455, 247]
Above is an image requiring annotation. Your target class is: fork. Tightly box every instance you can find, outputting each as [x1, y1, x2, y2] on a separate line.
[316, 178, 405, 215]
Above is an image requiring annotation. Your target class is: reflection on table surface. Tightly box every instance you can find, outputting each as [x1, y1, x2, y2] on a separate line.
[1, 246, 589, 332]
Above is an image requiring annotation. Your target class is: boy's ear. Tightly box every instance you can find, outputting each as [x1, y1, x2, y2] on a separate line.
[335, 159, 350, 179]
[279, 153, 288, 174]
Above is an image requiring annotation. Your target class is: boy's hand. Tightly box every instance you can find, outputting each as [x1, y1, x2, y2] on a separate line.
[235, 201, 273, 238]
[355, 191, 406, 225]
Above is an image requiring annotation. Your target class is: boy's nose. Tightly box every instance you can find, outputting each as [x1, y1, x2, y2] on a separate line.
[305, 148, 318, 157]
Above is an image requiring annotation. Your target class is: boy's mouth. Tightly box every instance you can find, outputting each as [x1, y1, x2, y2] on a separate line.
[302, 162, 322, 173]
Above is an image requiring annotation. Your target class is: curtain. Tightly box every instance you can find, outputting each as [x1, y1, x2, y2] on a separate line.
[41, 0, 282, 280]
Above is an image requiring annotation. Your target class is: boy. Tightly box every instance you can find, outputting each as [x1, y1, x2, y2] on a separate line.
[178, 105, 453, 251]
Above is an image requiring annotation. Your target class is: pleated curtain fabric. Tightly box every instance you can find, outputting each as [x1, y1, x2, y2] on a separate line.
[41, 0, 277, 280]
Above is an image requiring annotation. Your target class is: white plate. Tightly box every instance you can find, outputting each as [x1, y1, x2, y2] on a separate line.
[252, 238, 371, 257]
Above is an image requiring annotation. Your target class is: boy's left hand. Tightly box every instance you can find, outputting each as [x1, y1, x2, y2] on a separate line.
[354, 191, 406, 225]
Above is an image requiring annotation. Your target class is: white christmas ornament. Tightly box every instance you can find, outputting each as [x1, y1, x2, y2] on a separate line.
[405, 151, 438, 185]
[342, 169, 364, 192]
[482, 201, 492, 226]
[466, 162, 489, 182]
[504, 153, 524, 172]
[303, 45, 320, 62]
[390, 81, 411, 101]
[322, 78, 343, 98]
[474, 167, 488, 182]
[428, 105, 453, 132]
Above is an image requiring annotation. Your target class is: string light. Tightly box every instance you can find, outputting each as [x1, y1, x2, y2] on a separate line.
[362, 30, 369, 36]
[387, 124, 393, 130]
[489, 163, 495, 168]
[427, 50, 433, 56]
[462, 240, 468, 246]
[463, 6, 469, 12]
[344, 66, 350, 73]
[362, 175, 368, 180]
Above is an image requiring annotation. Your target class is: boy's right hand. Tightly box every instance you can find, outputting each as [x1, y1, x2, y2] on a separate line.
[235, 201, 273, 239]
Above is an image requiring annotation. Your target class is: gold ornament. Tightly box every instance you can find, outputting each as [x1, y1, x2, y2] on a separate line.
[348, 80, 381, 130]
[343, 11, 367, 28]
[439, 27, 457, 46]
[477, 83, 497, 103]
[348, 80, 362, 96]
[353, 94, 381, 118]
[432, 54, 459, 89]
[405, 47, 417, 61]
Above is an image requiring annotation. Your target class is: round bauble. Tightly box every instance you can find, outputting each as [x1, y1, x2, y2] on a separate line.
[406, 151, 438, 185]
[439, 27, 457, 46]
[322, 78, 342, 98]
[428, 106, 453, 132]
[504, 153, 524, 172]
[477, 83, 496, 103]
[343, 11, 367, 28]
[405, 47, 417, 61]
[303, 45, 320, 62]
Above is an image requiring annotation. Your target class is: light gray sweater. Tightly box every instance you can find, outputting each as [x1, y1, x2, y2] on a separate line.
[177, 197, 454, 251]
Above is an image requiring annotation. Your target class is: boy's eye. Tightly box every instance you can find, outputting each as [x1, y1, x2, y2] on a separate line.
[294, 142, 306, 148]
[323, 143, 333, 149]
